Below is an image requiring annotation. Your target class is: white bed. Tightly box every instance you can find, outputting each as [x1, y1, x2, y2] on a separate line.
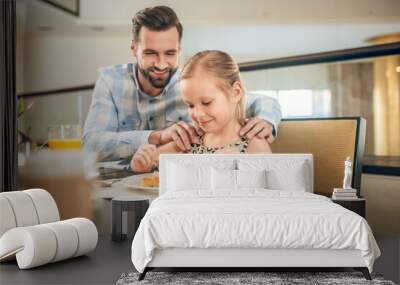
[131, 154, 380, 280]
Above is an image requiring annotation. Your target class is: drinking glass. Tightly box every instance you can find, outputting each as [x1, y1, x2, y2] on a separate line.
[48, 124, 82, 150]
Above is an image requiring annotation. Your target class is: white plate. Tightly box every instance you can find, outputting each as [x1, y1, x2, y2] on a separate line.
[119, 173, 159, 192]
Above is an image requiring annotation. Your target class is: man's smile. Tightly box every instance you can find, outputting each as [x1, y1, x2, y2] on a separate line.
[150, 69, 169, 77]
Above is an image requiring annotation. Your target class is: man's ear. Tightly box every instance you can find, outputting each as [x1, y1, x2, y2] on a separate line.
[177, 44, 183, 64]
[130, 40, 137, 55]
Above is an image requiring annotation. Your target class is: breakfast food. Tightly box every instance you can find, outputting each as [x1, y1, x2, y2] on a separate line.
[142, 173, 159, 187]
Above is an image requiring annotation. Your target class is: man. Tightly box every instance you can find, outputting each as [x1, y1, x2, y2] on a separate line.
[83, 6, 282, 161]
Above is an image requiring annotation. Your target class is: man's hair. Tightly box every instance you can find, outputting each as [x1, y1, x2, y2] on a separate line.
[132, 6, 183, 42]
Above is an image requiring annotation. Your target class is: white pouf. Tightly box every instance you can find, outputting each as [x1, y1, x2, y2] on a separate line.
[0, 189, 98, 269]
[0, 226, 57, 269]
[0, 218, 98, 269]
[64, 218, 98, 257]
[0, 196, 17, 237]
[23, 188, 60, 223]
[1, 191, 39, 227]
[42, 221, 79, 262]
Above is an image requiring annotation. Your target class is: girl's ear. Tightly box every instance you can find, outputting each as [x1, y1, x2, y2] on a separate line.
[231, 81, 243, 103]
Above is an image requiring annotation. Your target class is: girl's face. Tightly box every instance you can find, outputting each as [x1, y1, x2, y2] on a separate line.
[180, 71, 242, 133]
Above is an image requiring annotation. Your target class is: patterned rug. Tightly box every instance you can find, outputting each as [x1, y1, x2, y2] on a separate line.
[116, 271, 396, 285]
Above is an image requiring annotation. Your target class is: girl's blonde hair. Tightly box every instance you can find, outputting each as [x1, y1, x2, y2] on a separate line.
[180, 50, 246, 125]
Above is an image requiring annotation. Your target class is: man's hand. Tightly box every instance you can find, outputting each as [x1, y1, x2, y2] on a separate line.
[239, 117, 275, 144]
[158, 121, 203, 151]
[130, 144, 159, 173]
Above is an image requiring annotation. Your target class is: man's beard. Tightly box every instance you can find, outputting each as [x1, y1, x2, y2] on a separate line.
[138, 65, 178, 89]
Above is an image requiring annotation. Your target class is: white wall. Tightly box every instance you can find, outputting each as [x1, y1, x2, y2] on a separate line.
[18, 0, 400, 92]
[23, 33, 133, 91]
[76, 0, 400, 25]
[242, 64, 330, 91]
[24, 91, 93, 142]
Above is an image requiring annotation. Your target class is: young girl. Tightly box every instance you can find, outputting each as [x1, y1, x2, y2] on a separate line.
[131, 50, 271, 172]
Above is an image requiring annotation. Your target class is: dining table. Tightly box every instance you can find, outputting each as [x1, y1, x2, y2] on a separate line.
[91, 168, 159, 236]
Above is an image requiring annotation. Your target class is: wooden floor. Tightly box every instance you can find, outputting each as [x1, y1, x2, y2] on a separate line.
[0, 236, 133, 285]
[0, 235, 398, 285]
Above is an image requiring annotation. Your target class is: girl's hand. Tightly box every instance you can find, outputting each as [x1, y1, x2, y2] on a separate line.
[130, 144, 159, 173]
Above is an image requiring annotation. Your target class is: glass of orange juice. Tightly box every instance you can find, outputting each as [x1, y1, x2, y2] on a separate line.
[48, 124, 82, 150]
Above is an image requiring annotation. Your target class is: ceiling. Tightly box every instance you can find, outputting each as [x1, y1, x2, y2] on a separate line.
[18, 0, 400, 60]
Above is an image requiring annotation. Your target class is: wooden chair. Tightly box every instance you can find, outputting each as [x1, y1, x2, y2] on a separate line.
[271, 117, 366, 197]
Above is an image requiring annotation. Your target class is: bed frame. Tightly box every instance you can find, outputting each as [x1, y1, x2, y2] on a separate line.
[138, 118, 372, 281]
[140, 248, 371, 280]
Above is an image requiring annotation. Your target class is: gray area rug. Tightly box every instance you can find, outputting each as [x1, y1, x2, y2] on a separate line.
[116, 271, 396, 285]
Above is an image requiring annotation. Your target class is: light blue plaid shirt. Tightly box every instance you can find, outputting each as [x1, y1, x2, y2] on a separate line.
[83, 64, 282, 160]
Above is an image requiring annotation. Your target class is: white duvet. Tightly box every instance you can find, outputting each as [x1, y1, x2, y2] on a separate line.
[131, 190, 380, 273]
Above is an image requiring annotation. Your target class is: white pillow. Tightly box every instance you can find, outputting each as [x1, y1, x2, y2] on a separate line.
[237, 169, 267, 189]
[238, 159, 309, 192]
[211, 168, 267, 191]
[266, 161, 308, 191]
[167, 162, 211, 192]
[211, 168, 237, 190]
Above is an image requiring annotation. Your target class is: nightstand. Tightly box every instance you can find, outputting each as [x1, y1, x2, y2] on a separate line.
[331, 198, 366, 218]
